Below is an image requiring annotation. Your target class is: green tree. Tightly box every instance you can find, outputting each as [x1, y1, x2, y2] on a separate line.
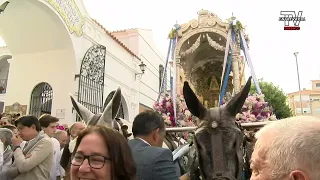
[250, 79, 293, 119]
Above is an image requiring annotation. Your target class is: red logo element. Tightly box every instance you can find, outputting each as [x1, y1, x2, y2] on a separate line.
[284, 26, 300, 30]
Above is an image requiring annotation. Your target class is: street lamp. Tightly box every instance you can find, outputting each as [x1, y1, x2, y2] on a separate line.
[294, 52, 303, 115]
[135, 61, 146, 80]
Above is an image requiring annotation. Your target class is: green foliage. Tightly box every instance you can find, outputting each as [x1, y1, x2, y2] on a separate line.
[250, 79, 293, 119]
[226, 16, 245, 32]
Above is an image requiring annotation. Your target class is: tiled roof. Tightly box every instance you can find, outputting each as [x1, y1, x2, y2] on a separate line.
[111, 28, 138, 33]
[111, 28, 152, 33]
[287, 89, 320, 95]
[91, 19, 140, 60]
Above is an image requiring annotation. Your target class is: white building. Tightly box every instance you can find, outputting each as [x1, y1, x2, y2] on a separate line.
[110, 29, 171, 113]
[0, 0, 170, 125]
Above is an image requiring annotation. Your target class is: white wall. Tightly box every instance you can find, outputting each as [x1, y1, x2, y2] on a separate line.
[294, 95, 310, 101]
[0, 0, 153, 124]
[82, 19, 140, 122]
[138, 29, 171, 109]
[5, 49, 77, 125]
[111, 29, 171, 109]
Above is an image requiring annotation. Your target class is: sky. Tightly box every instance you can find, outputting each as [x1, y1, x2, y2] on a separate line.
[1, 0, 318, 94]
[82, 0, 319, 94]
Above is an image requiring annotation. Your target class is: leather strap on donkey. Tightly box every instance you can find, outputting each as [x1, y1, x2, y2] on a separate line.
[192, 108, 241, 180]
[210, 129, 237, 180]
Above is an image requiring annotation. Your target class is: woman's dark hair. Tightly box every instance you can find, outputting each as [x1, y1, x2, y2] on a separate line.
[73, 125, 136, 180]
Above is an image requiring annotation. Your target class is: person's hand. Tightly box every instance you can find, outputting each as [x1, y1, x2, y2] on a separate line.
[25, 153, 32, 158]
[11, 135, 22, 147]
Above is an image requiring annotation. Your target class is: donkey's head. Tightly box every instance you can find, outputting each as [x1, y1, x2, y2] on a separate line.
[70, 87, 131, 139]
[183, 77, 252, 180]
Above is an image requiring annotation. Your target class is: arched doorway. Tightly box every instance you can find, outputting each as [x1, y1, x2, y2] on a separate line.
[29, 82, 53, 118]
[104, 91, 128, 119]
[0, 0, 77, 124]
[173, 10, 236, 107]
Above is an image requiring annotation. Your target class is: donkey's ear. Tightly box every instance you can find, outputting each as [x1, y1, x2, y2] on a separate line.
[183, 81, 207, 119]
[99, 87, 122, 126]
[226, 76, 252, 116]
[70, 93, 94, 123]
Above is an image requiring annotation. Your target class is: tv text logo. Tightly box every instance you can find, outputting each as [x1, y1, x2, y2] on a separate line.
[279, 11, 306, 30]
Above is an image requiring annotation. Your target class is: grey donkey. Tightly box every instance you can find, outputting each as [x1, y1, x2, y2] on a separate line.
[183, 76, 252, 180]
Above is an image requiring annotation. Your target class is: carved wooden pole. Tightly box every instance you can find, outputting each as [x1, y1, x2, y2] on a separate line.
[232, 49, 241, 93]
[175, 56, 181, 95]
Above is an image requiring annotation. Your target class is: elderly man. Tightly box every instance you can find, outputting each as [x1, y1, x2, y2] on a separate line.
[54, 130, 68, 150]
[250, 116, 320, 180]
[60, 122, 86, 180]
[68, 122, 85, 141]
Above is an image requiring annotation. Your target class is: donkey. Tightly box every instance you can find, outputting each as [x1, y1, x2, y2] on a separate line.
[60, 87, 131, 180]
[183, 76, 252, 180]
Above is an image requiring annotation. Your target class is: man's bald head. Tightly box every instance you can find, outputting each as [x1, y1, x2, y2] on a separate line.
[69, 122, 86, 139]
[252, 116, 320, 180]
[54, 130, 68, 149]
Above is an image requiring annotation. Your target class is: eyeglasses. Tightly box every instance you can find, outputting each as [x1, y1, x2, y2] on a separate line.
[0, 122, 8, 126]
[71, 153, 111, 169]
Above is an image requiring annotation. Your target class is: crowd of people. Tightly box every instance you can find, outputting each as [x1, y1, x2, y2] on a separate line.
[0, 113, 85, 180]
[0, 110, 319, 180]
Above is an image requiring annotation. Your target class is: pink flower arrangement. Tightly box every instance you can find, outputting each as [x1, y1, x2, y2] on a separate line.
[56, 125, 65, 130]
[153, 93, 196, 141]
[153, 93, 196, 128]
[234, 93, 277, 123]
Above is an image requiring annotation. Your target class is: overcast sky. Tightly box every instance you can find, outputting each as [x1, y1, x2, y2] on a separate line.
[1, 0, 318, 94]
[83, 0, 319, 94]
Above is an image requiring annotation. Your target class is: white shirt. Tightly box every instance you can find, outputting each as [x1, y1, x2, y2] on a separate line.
[59, 148, 65, 177]
[50, 137, 62, 180]
[20, 141, 26, 149]
[137, 138, 151, 146]
[0, 141, 4, 170]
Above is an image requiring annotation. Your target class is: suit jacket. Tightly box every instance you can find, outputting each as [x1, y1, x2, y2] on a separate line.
[60, 142, 72, 180]
[11, 134, 53, 180]
[129, 138, 179, 180]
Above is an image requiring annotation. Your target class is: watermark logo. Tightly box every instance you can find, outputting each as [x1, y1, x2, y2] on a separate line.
[279, 11, 306, 30]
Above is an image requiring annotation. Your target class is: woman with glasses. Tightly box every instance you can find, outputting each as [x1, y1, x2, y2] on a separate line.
[70, 125, 136, 180]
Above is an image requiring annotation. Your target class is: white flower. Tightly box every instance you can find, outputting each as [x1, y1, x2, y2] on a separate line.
[179, 120, 186, 126]
[184, 110, 191, 116]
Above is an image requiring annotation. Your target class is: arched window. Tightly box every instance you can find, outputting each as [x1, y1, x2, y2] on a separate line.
[29, 82, 53, 118]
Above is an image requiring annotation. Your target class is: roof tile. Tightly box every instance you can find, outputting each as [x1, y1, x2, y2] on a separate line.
[91, 19, 140, 60]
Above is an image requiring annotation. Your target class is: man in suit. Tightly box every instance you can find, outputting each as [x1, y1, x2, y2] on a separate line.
[129, 110, 189, 180]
